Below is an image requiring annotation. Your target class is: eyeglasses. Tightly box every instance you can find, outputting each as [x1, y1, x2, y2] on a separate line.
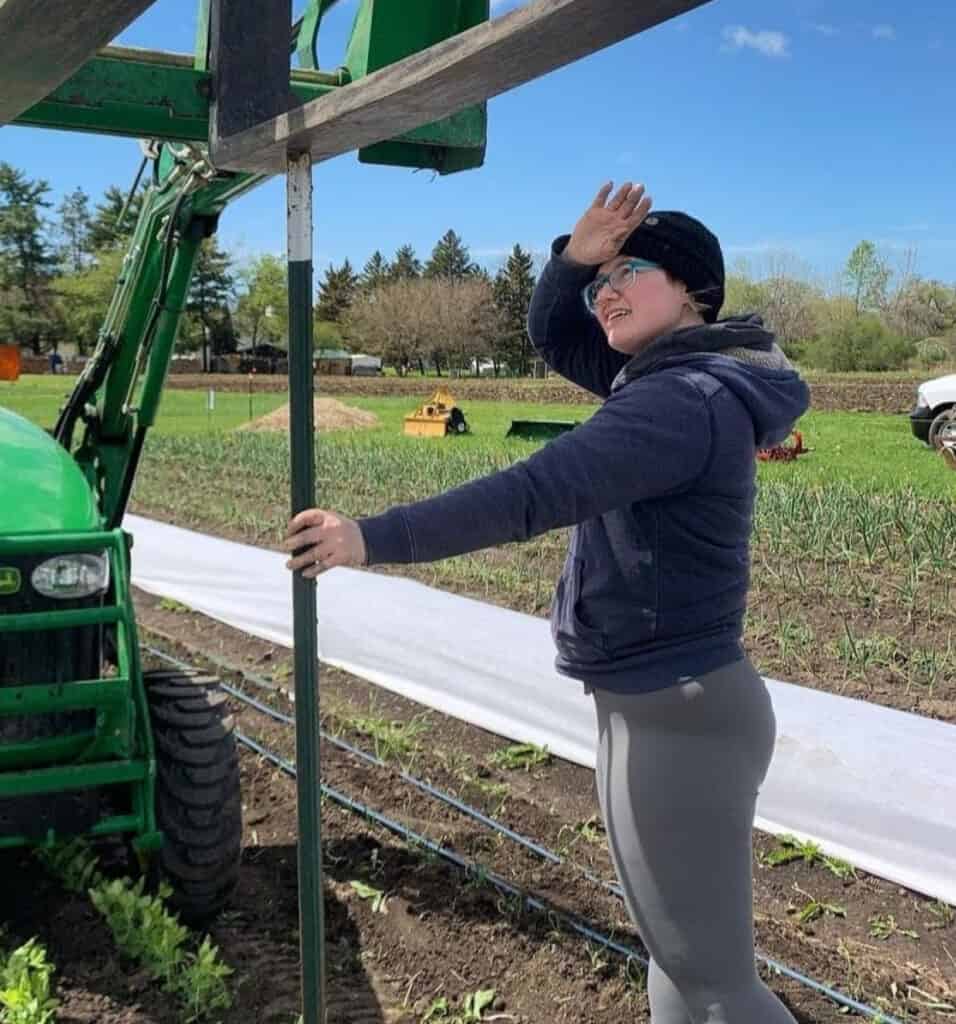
[581, 258, 662, 314]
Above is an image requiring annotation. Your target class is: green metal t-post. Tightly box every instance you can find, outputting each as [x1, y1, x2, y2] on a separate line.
[287, 150, 325, 1023]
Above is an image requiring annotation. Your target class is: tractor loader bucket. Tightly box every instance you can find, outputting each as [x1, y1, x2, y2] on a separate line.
[506, 419, 579, 441]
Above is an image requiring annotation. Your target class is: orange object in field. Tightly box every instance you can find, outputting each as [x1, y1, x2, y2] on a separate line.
[0, 346, 20, 381]
[403, 388, 469, 438]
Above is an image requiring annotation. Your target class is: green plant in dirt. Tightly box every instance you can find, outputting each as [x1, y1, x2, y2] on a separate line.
[0, 938, 59, 1024]
[557, 815, 606, 857]
[158, 597, 192, 613]
[789, 886, 846, 924]
[472, 779, 510, 816]
[494, 890, 525, 924]
[760, 836, 856, 880]
[623, 956, 647, 997]
[421, 989, 497, 1023]
[35, 836, 104, 893]
[87, 875, 233, 1021]
[926, 900, 955, 930]
[91, 879, 189, 988]
[488, 742, 551, 772]
[349, 880, 388, 915]
[340, 706, 430, 764]
[869, 914, 919, 941]
[586, 940, 610, 976]
[460, 989, 496, 1021]
[175, 937, 235, 1023]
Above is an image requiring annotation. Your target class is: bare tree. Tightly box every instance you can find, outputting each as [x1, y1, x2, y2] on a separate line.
[419, 276, 500, 377]
[345, 279, 427, 374]
[347, 276, 499, 377]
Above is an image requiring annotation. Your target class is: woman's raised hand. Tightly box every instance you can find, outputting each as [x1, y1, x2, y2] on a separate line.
[564, 182, 653, 266]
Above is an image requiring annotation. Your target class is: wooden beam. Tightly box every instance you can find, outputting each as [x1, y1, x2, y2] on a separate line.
[210, 0, 710, 174]
[0, 0, 158, 125]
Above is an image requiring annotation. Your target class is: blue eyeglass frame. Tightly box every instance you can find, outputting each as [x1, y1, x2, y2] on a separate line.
[581, 258, 662, 313]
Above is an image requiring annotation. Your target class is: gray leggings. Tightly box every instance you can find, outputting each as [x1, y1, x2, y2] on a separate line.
[591, 658, 797, 1024]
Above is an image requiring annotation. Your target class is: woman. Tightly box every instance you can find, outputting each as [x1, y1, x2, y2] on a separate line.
[284, 182, 809, 1023]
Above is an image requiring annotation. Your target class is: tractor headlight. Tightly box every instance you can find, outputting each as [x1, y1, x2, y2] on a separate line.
[31, 552, 110, 599]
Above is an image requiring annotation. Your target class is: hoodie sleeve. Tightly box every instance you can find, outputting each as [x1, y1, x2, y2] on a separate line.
[526, 235, 630, 398]
[358, 373, 711, 565]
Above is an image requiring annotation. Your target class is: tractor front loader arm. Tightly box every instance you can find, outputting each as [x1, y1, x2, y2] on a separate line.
[54, 145, 264, 528]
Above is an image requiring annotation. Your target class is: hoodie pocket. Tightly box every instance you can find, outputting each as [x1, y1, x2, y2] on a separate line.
[551, 557, 607, 661]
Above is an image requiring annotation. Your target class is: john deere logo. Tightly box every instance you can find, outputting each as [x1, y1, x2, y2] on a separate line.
[0, 568, 21, 596]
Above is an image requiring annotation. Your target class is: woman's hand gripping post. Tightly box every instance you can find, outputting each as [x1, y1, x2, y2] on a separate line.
[283, 509, 368, 578]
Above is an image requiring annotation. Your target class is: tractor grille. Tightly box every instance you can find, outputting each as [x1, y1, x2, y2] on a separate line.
[0, 549, 116, 840]
[0, 554, 102, 688]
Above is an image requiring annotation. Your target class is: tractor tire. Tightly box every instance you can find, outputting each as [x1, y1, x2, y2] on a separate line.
[928, 407, 956, 450]
[144, 668, 242, 924]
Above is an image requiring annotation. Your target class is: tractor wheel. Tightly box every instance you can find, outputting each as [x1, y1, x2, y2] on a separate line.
[144, 668, 242, 924]
[928, 407, 956, 450]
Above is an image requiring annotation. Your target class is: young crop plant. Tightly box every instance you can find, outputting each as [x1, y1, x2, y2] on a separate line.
[39, 840, 232, 1022]
[868, 914, 919, 942]
[421, 988, 496, 1023]
[488, 742, 552, 772]
[789, 886, 846, 925]
[0, 936, 59, 1024]
[349, 881, 388, 915]
[926, 900, 955, 930]
[760, 835, 856, 879]
[342, 704, 430, 765]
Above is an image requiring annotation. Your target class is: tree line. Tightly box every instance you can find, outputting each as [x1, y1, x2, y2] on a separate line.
[2, 160, 955, 375]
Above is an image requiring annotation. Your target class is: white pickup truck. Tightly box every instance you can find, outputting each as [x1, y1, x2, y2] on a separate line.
[910, 373, 956, 448]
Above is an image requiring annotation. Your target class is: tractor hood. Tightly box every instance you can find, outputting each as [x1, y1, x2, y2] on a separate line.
[0, 407, 99, 533]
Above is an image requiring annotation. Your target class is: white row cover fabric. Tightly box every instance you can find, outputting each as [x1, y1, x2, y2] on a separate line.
[126, 514, 956, 904]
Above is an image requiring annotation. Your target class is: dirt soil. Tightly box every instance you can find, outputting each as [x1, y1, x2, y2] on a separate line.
[164, 373, 923, 414]
[237, 397, 380, 434]
[5, 590, 951, 1024]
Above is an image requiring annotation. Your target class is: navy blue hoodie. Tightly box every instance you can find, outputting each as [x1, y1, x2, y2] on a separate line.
[358, 244, 810, 693]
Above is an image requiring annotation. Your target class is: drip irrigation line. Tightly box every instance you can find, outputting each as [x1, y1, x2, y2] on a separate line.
[144, 642, 903, 1023]
[235, 727, 644, 964]
[143, 642, 609, 884]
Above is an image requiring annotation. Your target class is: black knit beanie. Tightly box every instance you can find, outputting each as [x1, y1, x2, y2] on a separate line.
[619, 211, 725, 323]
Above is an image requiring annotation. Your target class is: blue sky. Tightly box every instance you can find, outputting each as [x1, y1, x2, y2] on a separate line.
[2, 0, 954, 289]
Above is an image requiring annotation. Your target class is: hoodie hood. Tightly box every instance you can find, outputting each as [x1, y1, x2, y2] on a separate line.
[611, 313, 810, 449]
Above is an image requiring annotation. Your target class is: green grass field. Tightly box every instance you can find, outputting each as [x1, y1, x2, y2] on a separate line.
[0, 376, 289, 435]
[4, 374, 952, 497]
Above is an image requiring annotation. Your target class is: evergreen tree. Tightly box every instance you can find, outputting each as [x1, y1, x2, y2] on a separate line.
[88, 184, 145, 250]
[315, 259, 358, 325]
[56, 187, 93, 272]
[185, 239, 236, 368]
[360, 250, 391, 291]
[492, 244, 536, 375]
[424, 230, 476, 280]
[0, 162, 59, 351]
[388, 244, 421, 281]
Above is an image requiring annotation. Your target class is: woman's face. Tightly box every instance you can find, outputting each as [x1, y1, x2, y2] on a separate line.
[591, 255, 698, 355]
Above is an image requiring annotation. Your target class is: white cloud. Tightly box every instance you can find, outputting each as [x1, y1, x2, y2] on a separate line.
[872, 24, 896, 41]
[722, 26, 790, 58]
[809, 22, 838, 37]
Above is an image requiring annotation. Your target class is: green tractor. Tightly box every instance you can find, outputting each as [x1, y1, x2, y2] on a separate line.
[0, 145, 256, 921]
[0, 0, 488, 921]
